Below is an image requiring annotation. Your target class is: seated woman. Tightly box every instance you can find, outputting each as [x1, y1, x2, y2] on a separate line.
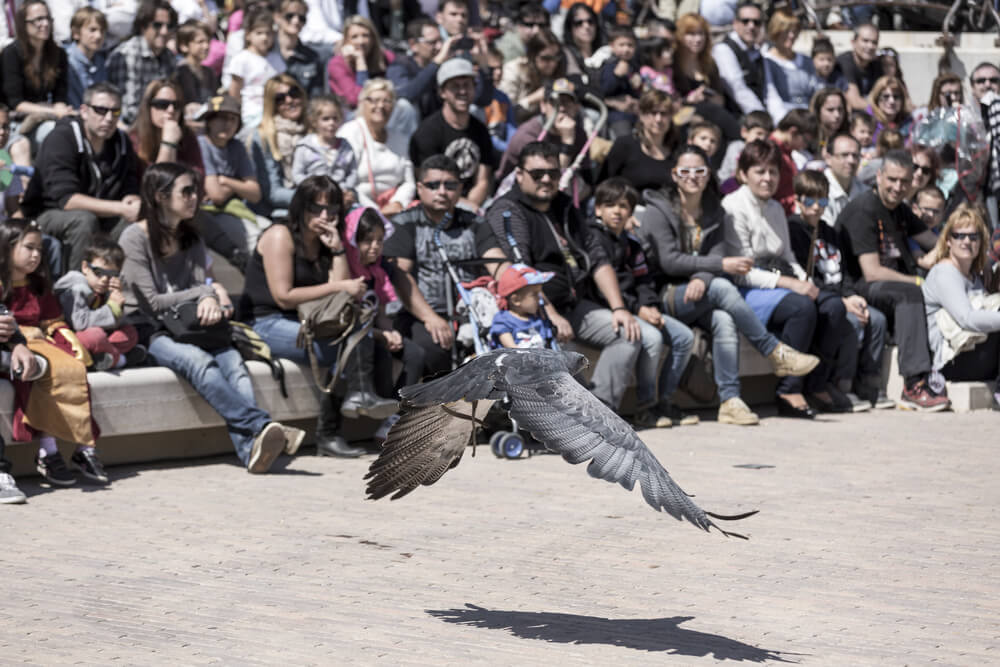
[130, 79, 204, 181]
[121, 162, 303, 473]
[911, 72, 964, 132]
[1, 0, 73, 172]
[243, 176, 396, 458]
[562, 2, 606, 79]
[722, 139, 824, 419]
[500, 29, 567, 124]
[638, 145, 820, 426]
[762, 9, 819, 123]
[671, 13, 739, 145]
[809, 88, 849, 158]
[327, 16, 391, 113]
[598, 88, 681, 195]
[336, 79, 415, 216]
[248, 74, 308, 218]
[923, 204, 1000, 402]
[867, 76, 913, 144]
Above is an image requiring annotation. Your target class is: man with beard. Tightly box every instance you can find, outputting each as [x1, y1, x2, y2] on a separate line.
[384, 154, 508, 386]
[486, 141, 640, 412]
[409, 58, 496, 210]
[836, 149, 949, 411]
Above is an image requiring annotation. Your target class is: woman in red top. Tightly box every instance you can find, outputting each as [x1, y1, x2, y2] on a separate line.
[326, 16, 392, 111]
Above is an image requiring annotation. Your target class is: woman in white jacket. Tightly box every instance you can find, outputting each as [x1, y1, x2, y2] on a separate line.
[723, 139, 822, 418]
[335, 78, 415, 215]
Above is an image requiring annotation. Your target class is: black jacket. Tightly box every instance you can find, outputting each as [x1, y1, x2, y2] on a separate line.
[486, 184, 597, 312]
[788, 215, 858, 298]
[584, 219, 659, 314]
[22, 116, 139, 216]
[636, 187, 727, 290]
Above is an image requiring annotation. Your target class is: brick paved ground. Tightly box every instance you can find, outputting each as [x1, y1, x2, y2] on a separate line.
[1, 408, 998, 665]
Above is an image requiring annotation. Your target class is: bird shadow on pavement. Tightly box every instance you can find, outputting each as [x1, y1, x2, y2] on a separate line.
[427, 604, 803, 662]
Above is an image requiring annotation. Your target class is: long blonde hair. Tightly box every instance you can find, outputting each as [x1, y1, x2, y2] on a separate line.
[934, 203, 991, 279]
[342, 16, 388, 73]
[257, 74, 306, 161]
[868, 75, 910, 126]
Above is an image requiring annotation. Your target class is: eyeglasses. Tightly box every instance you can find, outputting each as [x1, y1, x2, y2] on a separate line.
[950, 231, 981, 242]
[572, 17, 595, 27]
[420, 180, 461, 191]
[364, 97, 393, 108]
[151, 20, 176, 32]
[524, 168, 560, 181]
[150, 98, 178, 111]
[274, 88, 303, 105]
[737, 17, 762, 26]
[913, 164, 933, 174]
[283, 12, 306, 23]
[306, 201, 340, 217]
[25, 14, 52, 26]
[85, 262, 120, 279]
[537, 53, 561, 63]
[973, 76, 1000, 85]
[801, 197, 829, 208]
[675, 166, 709, 178]
[87, 104, 122, 118]
[521, 20, 547, 28]
[179, 185, 198, 199]
[878, 92, 901, 101]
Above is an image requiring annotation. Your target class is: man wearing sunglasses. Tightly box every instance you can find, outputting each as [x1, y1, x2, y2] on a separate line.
[494, 3, 547, 63]
[22, 82, 141, 275]
[712, 2, 767, 116]
[969, 62, 1000, 229]
[384, 154, 508, 385]
[837, 23, 882, 112]
[108, 0, 178, 127]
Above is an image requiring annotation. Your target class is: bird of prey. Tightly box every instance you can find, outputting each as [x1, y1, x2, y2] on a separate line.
[365, 348, 757, 538]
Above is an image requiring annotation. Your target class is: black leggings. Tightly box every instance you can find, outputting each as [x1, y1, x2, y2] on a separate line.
[806, 290, 856, 393]
[768, 292, 818, 394]
[942, 331, 1000, 383]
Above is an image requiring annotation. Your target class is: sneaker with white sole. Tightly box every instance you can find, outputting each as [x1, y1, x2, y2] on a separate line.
[843, 392, 872, 412]
[247, 422, 286, 473]
[0, 472, 26, 504]
[36, 452, 76, 486]
[281, 426, 306, 456]
[717, 397, 760, 425]
[767, 343, 820, 377]
[72, 448, 109, 484]
[898, 380, 950, 412]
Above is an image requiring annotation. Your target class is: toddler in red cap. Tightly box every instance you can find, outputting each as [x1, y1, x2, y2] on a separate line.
[489, 264, 556, 349]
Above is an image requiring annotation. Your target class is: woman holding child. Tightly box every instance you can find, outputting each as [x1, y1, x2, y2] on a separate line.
[121, 162, 302, 474]
[638, 145, 820, 426]
[243, 176, 397, 458]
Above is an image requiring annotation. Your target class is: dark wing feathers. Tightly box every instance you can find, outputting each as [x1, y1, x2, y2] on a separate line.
[398, 351, 509, 407]
[506, 373, 755, 538]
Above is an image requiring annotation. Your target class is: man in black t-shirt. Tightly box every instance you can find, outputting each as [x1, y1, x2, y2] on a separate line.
[409, 58, 496, 210]
[836, 149, 949, 411]
[384, 155, 507, 385]
[838, 23, 883, 111]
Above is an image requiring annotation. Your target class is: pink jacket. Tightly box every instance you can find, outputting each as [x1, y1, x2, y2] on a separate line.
[327, 49, 395, 108]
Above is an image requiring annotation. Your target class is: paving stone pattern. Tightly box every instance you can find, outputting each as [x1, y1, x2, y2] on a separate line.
[1, 409, 998, 665]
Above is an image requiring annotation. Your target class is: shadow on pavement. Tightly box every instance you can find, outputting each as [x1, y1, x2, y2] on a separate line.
[427, 604, 802, 661]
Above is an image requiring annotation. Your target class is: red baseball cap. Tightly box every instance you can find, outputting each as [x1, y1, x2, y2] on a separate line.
[497, 263, 554, 298]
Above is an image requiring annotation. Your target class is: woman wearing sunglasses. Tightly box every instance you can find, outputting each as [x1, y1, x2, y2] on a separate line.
[243, 175, 395, 457]
[922, 204, 1000, 401]
[121, 162, 305, 473]
[561, 3, 605, 80]
[249, 74, 308, 218]
[867, 76, 913, 144]
[500, 28, 567, 123]
[130, 79, 203, 182]
[637, 144, 820, 426]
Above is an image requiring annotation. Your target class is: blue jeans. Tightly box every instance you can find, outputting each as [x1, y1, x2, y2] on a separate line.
[250, 312, 340, 369]
[149, 336, 271, 465]
[634, 315, 694, 407]
[668, 277, 780, 402]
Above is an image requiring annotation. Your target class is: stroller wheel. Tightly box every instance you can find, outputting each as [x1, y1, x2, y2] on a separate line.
[498, 433, 525, 459]
[489, 431, 506, 458]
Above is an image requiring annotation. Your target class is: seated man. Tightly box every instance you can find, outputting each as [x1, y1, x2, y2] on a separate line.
[837, 23, 882, 112]
[383, 155, 508, 386]
[107, 0, 177, 127]
[21, 82, 140, 275]
[493, 2, 546, 63]
[409, 58, 496, 211]
[486, 141, 641, 412]
[821, 132, 866, 228]
[711, 2, 767, 116]
[836, 149, 949, 411]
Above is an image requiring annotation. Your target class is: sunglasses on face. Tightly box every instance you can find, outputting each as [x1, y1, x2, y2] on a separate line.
[973, 77, 1000, 85]
[150, 98, 178, 110]
[87, 104, 122, 119]
[801, 197, 829, 208]
[521, 20, 547, 28]
[283, 12, 306, 22]
[950, 231, 981, 242]
[537, 53, 561, 63]
[151, 20, 176, 32]
[737, 17, 762, 26]
[572, 17, 595, 27]
[274, 88, 303, 105]
[524, 168, 560, 182]
[878, 92, 901, 101]
[86, 263, 120, 279]
[913, 164, 933, 174]
[675, 166, 709, 178]
[306, 201, 340, 217]
[420, 180, 461, 191]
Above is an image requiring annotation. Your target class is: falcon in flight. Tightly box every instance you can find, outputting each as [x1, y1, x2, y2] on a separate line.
[365, 349, 757, 538]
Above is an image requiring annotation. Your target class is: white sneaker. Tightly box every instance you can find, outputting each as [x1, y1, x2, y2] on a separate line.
[844, 392, 872, 413]
[0, 472, 26, 504]
[247, 422, 286, 474]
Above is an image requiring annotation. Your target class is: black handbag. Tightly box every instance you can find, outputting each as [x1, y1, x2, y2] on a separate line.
[133, 285, 232, 350]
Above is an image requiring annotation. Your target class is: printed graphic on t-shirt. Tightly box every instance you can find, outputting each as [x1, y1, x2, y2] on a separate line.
[444, 137, 482, 181]
[813, 239, 843, 286]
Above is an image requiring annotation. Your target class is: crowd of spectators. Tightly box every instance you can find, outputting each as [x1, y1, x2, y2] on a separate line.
[2, 0, 1000, 505]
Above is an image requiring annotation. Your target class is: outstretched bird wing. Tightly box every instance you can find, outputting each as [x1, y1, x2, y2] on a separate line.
[504, 372, 756, 538]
